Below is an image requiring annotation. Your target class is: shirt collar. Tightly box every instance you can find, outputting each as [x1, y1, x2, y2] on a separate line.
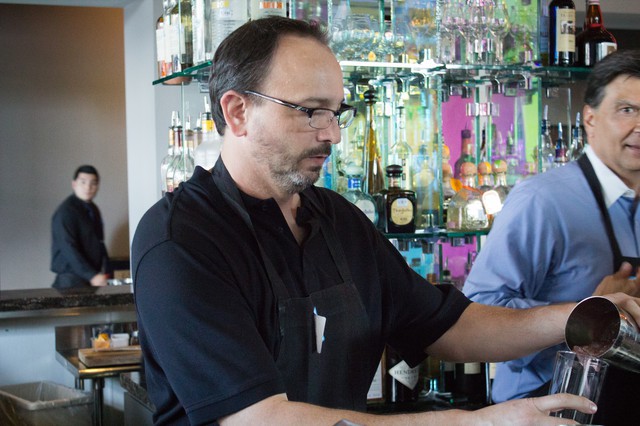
[585, 145, 636, 208]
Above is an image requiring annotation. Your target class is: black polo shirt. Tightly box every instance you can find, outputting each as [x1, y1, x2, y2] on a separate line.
[132, 164, 471, 425]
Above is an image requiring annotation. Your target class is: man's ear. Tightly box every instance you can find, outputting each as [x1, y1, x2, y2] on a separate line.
[220, 91, 248, 137]
[583, 104, 596, 142]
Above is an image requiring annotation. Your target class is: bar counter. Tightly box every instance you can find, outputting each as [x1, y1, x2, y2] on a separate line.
[0, 285, 134, 318]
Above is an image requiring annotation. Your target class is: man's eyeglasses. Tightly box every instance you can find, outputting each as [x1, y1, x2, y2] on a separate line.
[244, 90, 357, 130]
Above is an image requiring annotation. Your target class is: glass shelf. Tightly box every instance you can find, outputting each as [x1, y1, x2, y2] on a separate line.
[152, 61, 212, 86]
[385, 229, 490, 241]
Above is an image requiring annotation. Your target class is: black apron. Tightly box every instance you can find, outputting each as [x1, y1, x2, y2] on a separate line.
[212, 160, 375, 411]
[578, 154, 640, 426]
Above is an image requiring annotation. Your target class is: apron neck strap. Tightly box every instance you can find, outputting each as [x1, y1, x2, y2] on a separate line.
[577, 154, 624, 270]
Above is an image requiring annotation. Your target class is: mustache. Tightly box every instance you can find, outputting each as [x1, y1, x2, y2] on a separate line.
[303, 145, 332, 158]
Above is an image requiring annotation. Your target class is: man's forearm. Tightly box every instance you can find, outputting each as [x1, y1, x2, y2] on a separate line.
[427, 302, 576, 363]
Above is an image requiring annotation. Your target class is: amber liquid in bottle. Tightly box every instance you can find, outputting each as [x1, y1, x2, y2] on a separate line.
[549, 0, 576, 66]
[363, 90, 385, 196]
[575, 0, 617, 67]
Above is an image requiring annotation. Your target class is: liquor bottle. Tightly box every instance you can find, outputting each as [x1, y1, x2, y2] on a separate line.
[454, 128, 475, 179]
[539, 106, 555, 173]
[548, 0, 576, 66]
[575, 0, 617, 67]
[342, 165, 378, 226]
[363, 90, 385, 196]
[567, 112, 584, 161]
[191, 0, 211, 65]
[194, 96, 222, 170]
[166, 114, 195, 192]
[492, 159, 510, 204]
[378, 165, 416, 234]
[167, 0, 193, 72]
[505, 129, 522, 186]
[477, 161, 494, 193]
[211, 0, 249, 53]
[160, 111, 180, 195]
[178, 0, 193, 69]
[156, 4, 167, 78]
[441, 162, 456, 226]
[446, 162, 489, 231]
[164, 0, 177, 75]
[482, 159, 509, 223]
[385, 346, 421, 403]
[388, 104, 413, 190]
[250, 0, 287, 19]
[412, 144, 440, 230]
[554, 122, 569, 167]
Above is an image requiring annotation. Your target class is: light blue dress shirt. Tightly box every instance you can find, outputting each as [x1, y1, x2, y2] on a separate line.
[463, 146, 640, 403]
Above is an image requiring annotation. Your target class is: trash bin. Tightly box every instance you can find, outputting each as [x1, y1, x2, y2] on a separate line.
[0, 381, 93, 426]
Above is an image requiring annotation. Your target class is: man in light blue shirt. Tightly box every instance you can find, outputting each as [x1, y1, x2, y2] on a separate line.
[463, 49, 640, 425]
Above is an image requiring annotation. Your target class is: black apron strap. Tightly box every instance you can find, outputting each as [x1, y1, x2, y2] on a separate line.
[211, 158, 291, 301]
[577, 154, 624, 270]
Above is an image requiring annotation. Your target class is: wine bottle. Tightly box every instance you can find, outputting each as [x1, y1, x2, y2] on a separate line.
[454, 362, 486, 404]
[363, 90, 385, 196]
[549, 0, 576, 66]
[575, 0, 617, 67]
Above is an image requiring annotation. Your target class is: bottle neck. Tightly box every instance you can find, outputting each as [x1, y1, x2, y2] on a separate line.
[585, 1, 604, 27]
[388, 175, 401, 189]
[495, 172, 508, 187]
[461, 175, 476, 188]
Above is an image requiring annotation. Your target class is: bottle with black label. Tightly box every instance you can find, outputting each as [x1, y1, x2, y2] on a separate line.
[575, 0, 617, 67]
[549, 0, 576, 66]
[378, 165, 416, 234]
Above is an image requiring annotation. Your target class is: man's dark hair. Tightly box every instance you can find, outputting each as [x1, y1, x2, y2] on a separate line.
[74, 165, 99, 181]
[585, 49, 640, 108]
[208, 16, 329, 135]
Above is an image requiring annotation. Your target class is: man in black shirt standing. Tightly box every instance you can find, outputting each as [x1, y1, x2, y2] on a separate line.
[51, 165, 109, 288]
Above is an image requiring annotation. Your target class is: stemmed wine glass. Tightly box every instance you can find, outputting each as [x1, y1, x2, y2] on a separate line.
[439, 1, 459, 64]
[487, 0, 511, 64]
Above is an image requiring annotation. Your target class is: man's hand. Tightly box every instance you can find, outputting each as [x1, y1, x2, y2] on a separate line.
[473, 393, 597, 425]
[592, 262, 640, 297]
[90, 273, 108, 287]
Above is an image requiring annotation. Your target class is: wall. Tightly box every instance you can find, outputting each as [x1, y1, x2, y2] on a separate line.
[0, 4, 129, 290]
